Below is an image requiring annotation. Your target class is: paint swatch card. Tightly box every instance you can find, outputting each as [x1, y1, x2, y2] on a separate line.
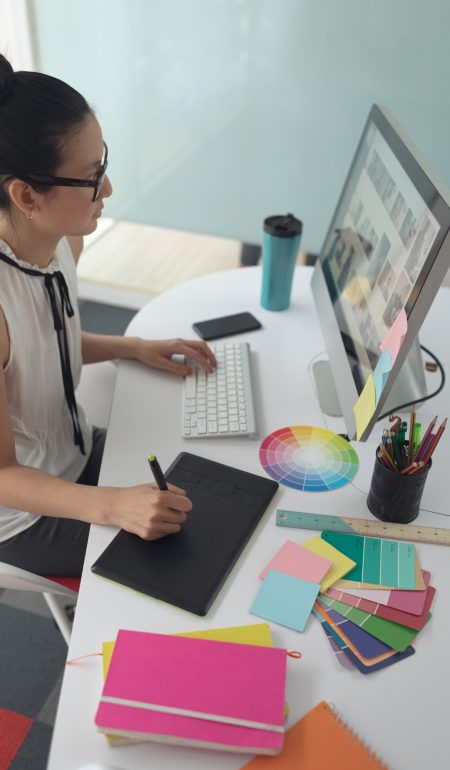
[313, 601, 405, 666]
[302, 535, 356, 592]
[337, 570, 431, 614]
[316, 615, 355, 670]
[250, 569, 319, 632]
[321, 531, 423, 590]
[325, 582, 435, 631]
[318, 596, 424, 652]
[314, 610, 416, 675]
[259, 540, 332, 583]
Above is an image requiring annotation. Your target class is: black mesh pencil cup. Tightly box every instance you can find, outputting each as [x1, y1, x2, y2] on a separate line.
[367, 453, 431, 524]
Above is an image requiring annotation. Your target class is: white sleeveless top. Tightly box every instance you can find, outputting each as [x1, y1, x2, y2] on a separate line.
[0, 237, 92, 541]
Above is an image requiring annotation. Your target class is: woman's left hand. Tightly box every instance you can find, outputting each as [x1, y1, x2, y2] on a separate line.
[134, 338, 216, 376]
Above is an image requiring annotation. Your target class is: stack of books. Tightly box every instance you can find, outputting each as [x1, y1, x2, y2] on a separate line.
[95, 626, 288, 755]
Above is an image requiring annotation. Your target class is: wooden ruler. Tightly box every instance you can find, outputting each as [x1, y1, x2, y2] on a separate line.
[276, 509, 450, 546]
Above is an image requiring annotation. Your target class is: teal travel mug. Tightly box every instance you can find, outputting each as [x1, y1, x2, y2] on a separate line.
[261, 214, 303, 311]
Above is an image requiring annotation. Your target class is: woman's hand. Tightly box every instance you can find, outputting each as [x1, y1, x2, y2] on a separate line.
[107, 482, 192, 540]
[134, 338, 216, 376]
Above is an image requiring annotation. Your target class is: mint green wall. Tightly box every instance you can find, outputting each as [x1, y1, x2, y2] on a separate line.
[31, 0, 450, 253]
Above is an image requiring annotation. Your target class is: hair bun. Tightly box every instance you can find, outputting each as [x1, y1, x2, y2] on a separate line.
[0, 54, 15, 104]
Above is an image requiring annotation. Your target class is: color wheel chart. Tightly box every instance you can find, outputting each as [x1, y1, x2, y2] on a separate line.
[259, 426, 359, 491]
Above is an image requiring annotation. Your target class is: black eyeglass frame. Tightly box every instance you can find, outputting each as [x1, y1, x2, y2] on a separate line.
[14, 142, 108, 202]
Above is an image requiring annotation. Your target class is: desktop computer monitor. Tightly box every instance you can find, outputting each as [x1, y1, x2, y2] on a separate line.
[311, 104, 450, 441]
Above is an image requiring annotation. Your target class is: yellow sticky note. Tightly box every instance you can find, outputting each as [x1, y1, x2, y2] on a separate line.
[302, 535, 356, 592]
[352, 374, 376, 441]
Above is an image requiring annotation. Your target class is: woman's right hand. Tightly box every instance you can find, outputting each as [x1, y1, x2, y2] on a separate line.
[106, 482, 192, 540]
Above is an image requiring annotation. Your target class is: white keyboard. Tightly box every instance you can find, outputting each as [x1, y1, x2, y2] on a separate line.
[182, 342, 257, 438]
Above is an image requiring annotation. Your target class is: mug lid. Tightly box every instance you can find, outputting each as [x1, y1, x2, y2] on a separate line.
[263, 213, 303, 238]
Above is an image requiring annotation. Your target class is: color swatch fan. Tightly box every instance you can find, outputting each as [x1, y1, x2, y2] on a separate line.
[259, 426, 358, 491]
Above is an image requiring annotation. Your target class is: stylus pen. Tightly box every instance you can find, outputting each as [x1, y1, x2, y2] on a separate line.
[148, 454, 168, 491]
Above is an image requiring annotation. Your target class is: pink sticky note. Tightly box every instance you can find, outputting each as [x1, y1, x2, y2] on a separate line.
[379, 308, 407, 363]
[259, 540, 332, 584]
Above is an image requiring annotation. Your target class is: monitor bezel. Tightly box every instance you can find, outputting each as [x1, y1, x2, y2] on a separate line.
[311, 104, 450, 441]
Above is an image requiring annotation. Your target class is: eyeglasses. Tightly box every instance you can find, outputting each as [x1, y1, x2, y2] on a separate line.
[16, 142, 108, 202]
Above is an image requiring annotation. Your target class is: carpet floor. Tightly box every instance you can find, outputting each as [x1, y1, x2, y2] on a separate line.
[0, 590, 67, 770]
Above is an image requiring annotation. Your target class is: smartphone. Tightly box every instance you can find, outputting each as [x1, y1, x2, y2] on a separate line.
[192, 311, 262, 341]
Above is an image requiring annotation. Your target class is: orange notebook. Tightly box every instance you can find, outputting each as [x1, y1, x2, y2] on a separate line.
[241, 701, 388, 770]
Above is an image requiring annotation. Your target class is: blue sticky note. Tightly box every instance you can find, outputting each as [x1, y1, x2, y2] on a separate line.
[373, 348, 392, 403]
[250, 569, 320, 632]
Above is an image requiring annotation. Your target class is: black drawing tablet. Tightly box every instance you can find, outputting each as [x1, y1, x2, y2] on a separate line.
[91, 452, 278, 616]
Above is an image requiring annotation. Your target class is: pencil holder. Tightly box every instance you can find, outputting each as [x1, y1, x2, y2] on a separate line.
[367, 453, 431, 524]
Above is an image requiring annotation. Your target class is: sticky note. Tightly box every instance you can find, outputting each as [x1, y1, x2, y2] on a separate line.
[373, 348, 392, 403]
[379, 307, 407, 363]
[250, 570, 319, 632]
[302, 535, 356, 592]
[259, 540, 332, 584]
[352, 374, 376, 440]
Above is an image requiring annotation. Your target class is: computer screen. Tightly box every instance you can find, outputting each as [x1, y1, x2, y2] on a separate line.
[311, 104, 450, 441]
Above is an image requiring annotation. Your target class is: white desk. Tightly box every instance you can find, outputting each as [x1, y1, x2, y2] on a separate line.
[49, 267, 449, 770]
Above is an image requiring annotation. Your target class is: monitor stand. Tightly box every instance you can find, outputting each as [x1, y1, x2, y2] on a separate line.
[313, 337, 428, 419]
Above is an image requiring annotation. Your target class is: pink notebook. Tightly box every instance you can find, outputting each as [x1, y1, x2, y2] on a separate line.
[97, 701, 284, 753]
[95, 630, 287, 753]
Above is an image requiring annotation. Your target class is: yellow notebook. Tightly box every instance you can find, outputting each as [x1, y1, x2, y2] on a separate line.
[240, 701, 388, 769]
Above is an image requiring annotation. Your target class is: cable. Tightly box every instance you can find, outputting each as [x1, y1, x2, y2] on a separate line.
[377, 344, 445, 421]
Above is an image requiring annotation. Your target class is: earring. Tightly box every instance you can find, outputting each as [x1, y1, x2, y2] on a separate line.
[26, 209, 34, 220]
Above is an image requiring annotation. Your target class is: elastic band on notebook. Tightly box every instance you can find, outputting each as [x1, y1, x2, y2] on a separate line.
[66, 652, 102, 665]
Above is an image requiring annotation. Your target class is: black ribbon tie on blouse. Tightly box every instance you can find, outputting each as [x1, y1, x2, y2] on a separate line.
[0, 250, 86, 454]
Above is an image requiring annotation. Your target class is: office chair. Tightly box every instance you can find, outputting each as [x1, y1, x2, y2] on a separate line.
[0, 563, 79, 644]
[0, 362, 117, 644]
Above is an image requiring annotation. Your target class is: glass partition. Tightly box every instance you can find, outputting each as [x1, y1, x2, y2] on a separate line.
[31, 0, 450, 253]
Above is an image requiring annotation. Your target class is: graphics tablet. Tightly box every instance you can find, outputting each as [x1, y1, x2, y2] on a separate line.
[91, 452, 278, 615]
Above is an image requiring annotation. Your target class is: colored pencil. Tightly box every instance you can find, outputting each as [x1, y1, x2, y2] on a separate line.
[421, 418, 447, 465]
[407, 405, 416, 464]
[412, 416, 437, 461]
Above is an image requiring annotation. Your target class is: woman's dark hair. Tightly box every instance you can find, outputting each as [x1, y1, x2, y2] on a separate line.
[0, 53, 93, 212]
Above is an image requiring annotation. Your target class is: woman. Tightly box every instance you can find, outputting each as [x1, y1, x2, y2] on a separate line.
[0, 54, 215, 576]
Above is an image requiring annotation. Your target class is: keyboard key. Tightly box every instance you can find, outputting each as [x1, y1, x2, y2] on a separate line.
[182, 342, 256, 438]
[185, 375, 196, 399]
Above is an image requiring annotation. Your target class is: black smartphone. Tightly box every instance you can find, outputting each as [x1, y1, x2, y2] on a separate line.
[192, 311, 262, 341]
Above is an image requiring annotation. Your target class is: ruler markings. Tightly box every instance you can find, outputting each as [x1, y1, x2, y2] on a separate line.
[276, 509, 450, 546]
